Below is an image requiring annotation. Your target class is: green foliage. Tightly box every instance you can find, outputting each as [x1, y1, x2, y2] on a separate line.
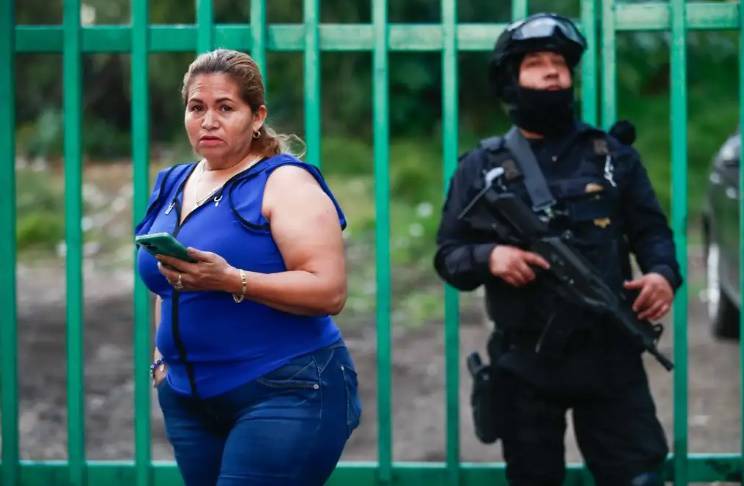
[82, 116, 132, 158]
[16, 168, 65, 250]
[17, 211, 64, 251]
[16, 109, 63, 160]
[616, 31, 739, 213]
[322, 135, 373, 176]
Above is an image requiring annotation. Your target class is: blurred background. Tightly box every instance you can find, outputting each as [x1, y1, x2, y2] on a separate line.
[13, 0, 742, 472]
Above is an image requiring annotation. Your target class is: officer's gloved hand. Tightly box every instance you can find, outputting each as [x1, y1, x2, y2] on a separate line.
[488, 245, 550, 287]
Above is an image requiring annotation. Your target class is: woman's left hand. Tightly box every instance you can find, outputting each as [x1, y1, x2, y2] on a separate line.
[157, 248, 235, 292]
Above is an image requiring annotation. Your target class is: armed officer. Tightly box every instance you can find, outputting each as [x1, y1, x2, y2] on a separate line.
[434, 13, 681, 486]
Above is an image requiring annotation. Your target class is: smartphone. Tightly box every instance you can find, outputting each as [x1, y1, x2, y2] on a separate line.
[135, 232, 196, 262]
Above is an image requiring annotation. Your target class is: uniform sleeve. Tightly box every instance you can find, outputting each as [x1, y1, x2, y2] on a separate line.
[618, 146, 683, 291]
[434, 151, 501, 291]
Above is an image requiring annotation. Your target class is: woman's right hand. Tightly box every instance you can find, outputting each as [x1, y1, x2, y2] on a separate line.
[152, 363, 168, 388]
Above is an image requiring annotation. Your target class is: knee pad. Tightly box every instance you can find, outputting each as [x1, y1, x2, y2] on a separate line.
[630, 472, 663, 486]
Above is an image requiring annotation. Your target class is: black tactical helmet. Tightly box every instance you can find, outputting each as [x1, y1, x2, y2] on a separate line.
[489, 13, 587, 100]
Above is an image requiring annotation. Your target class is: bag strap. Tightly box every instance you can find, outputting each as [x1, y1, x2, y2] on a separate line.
[503, 127, 556, 213]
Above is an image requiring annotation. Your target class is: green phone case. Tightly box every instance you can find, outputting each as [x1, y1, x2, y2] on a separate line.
[135, 232, 196, 262]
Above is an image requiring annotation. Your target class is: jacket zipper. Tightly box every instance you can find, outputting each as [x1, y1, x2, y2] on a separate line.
[164, 157, 269, 398]
[169, 196, 203, 399]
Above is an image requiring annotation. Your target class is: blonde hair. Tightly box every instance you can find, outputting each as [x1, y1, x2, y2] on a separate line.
[181, 49, 304, 157]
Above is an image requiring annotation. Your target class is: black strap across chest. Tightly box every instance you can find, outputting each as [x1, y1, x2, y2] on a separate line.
[503, 127, 556, 213]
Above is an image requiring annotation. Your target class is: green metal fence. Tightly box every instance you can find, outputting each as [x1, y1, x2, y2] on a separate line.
[2, 0, 744, 484]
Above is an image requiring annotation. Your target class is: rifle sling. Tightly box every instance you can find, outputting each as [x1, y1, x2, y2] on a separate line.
[503, 127, 556, 213]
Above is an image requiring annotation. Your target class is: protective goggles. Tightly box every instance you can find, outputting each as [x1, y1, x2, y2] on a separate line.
[507, 15, 584, 45]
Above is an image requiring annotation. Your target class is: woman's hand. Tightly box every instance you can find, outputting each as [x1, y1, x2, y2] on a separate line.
[156, 248, 237, 293]
[152, 363, 168, 388]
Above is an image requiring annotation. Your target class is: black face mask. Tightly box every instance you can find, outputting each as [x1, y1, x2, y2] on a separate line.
[507, 86, 575, 137]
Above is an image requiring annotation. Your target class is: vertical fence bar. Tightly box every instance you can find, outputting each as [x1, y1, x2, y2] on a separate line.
[132, 0, 151, 484]
[511, 0, 528, 20]
[738, 0, 744, 480]
[600, 0, 616, 129]
[304, 0, 321, 167]
[580, 0, 597, 126]
[63, 0, 85, 483]
[441, 0, 460, 484]
[197, 0, 214, 53]
[372, 0, 392, 482]
[670, 0, 689, 484]
[250, 0, 267, 87]
[0, 0, 18, 483]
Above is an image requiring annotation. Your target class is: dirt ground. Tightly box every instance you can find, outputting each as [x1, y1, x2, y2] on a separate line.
[12, 243, 741, 480]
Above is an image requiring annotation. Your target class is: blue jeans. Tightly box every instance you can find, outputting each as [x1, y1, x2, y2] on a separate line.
[157, 341, 361, 485]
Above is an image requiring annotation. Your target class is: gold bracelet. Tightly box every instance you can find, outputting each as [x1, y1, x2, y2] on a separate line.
[233, 268, 247, 303]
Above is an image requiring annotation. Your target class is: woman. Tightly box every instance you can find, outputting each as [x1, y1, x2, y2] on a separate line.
[135, 48, 361, 485]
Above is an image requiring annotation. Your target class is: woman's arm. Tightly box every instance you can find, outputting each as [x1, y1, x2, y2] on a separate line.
[152, 296, 166, 385]
[241, 165, 347, 315]
[155, 165, 347, 316]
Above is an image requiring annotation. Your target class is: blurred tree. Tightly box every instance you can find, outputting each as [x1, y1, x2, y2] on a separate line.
[12, 0, 739, 170]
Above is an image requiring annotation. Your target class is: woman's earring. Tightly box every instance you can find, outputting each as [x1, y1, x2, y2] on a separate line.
[252, 129, 261, 139]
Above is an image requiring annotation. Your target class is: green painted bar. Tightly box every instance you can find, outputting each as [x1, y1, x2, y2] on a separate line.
[196, 0, 214, 53]
[739, 0, 744, 477]
[580, 0, 597, 126]
[600, 0, 616, 129]
[250, 0, 267, 85]
[14, 5, 744, 55]
[4, 455, 743, 484]
[0, 0, 18, 484]
[670, 1, 689, 484]
[9, 23, 513, 54]
[63, 0, 85, 484]
[131, 0, 152, 485]
[615, 2, 739, 32]
[304, 0, 321, 168]
[150, 26, 197, 52]
[441, 0, 459, 484]
[372, 0, 392, 482]
[511, 0, 528, 21]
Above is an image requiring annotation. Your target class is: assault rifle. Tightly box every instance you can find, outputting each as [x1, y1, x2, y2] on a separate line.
[459, 167, 674, 371]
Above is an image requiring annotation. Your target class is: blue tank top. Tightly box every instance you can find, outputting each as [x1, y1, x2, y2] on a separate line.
[136, 154, 345, 398]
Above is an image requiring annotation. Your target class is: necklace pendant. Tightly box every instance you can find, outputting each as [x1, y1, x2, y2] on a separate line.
[214, 194, 223, 207]
[165, 201, 175, 215]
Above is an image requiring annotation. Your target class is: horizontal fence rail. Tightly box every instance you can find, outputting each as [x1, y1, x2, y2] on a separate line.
[10, 14, 743, 54]
[2, 0, 744, 485]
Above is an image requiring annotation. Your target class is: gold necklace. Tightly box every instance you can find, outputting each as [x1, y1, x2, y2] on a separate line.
[192, 156, 260, 209]
[192, 162, 221, 209]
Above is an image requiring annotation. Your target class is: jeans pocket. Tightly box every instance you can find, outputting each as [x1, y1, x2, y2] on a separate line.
[256, 355, 320, 390]
[340, 363, 362, 434]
